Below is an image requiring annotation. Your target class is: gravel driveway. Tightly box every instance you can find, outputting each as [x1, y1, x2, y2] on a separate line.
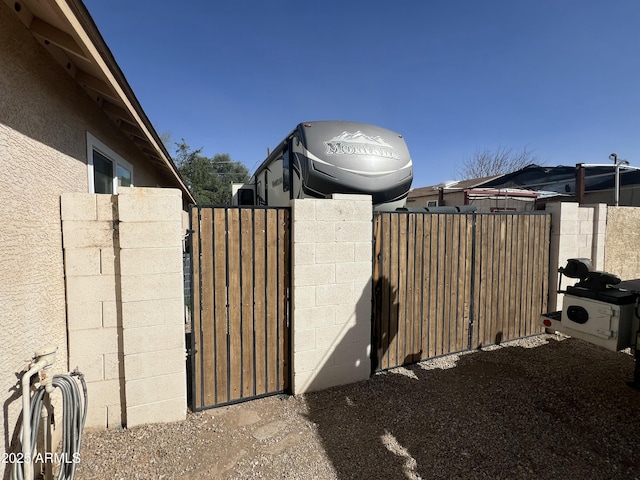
[74, 334, 640, 479]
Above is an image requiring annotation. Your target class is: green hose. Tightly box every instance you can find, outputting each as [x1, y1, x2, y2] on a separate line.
[11, 370, 87, 480]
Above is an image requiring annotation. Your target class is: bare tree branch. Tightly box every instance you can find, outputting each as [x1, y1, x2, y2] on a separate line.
[457, 146, 539, 180]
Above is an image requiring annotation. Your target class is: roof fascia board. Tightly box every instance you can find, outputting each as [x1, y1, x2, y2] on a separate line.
[55, 0, 196, 204]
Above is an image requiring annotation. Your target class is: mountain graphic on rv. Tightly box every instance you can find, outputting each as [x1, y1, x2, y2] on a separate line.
[324, 131, 399, 159]
[327, 131, 395, 147]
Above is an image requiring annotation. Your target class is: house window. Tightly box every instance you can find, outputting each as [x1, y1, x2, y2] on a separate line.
[87, 133, 133, 194]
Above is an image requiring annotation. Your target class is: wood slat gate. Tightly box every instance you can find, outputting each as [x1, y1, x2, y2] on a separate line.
[189, 206, 290, 410]
[373, 211, 550, 372]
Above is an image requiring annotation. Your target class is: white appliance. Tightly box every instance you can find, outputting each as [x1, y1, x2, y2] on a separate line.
[560, 295, 638, 351]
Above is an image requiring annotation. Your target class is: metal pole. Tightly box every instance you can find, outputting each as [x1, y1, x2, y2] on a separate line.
[610, 153, 620, 206]
[575, 164, 585, 205]
[581, 159, 637, 207]
[615, 162, 620, 206]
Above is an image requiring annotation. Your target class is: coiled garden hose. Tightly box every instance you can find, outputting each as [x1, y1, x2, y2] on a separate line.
[11, 370, 87, 480]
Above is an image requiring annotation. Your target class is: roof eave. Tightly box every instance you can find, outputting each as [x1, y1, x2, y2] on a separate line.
[7, 0, 196, 204]
[63, 0, 196, 204]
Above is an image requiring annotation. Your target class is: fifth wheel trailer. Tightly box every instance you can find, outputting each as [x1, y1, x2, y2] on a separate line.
[232, 121, 413, 211]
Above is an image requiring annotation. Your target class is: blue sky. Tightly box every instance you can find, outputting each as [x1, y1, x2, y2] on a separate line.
[84, 0, 640, 188]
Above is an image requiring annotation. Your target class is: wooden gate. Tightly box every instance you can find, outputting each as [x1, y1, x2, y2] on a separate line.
[189, 206, 290, 410]
[373, 211, 550, 372]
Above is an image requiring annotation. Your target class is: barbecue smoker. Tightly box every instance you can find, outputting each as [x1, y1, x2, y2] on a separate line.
[542, 258, 640, 387]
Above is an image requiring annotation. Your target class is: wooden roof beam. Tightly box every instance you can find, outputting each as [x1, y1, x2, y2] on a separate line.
[131, 135, 153, 150]
[75, 70, 119, 103]
[102, 99, 134, 123]
[118, 120, 145, 139]
[29, 16, 88, 60]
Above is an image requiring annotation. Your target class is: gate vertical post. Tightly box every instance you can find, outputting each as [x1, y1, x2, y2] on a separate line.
[188, 205, 201, 410]
[467, 212, 477, 350]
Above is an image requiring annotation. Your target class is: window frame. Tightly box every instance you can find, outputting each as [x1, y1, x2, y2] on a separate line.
[86, 132, 134, 194]
[282, 146, 290, 193]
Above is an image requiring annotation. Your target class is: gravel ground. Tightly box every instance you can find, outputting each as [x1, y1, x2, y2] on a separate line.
[72, 333, 640, 479]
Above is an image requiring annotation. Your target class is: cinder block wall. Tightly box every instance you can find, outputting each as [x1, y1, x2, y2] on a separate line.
[62, 193, 124, 428]
[61, 188, 187, 429]
[117, 188, 187, 427]
[291, 194, 373, 394]
[546, 202, 607, 311]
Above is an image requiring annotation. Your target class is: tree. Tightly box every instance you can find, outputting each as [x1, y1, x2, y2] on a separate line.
[159, 130, 173, 151]
[208, 153, 250, 204]
[173, 140, 249, 205]
[457, 146, 539, 180]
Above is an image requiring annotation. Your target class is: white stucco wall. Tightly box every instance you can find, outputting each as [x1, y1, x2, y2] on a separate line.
[0, 4, 185, 457]
[0, 5, 85, 457]
[604, 207, 640, 281]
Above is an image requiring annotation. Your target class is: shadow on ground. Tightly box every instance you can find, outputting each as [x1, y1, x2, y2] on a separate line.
[303, 337, 640, 479]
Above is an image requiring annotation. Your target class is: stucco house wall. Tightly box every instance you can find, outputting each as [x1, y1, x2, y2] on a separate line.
[604, 207, 640, 281]
[0, 3, 187, 457]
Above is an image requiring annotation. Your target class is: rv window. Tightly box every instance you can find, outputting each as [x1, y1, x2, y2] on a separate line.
[238, 188, 255, 205]
[264, 171, 268, 204]
[283, 149, 290, 192]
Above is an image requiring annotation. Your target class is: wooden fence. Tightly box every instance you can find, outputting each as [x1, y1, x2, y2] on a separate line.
[373, 212, 551, 372]
[189, 206, 290, 410]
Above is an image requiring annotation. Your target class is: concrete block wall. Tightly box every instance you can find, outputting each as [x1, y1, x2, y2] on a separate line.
[117, 187, 187, 427]
[546, 202, 607, 311]
[291, 194, 373, 394]
[61, 193, 124, 428]
[61, 188, 187, 429]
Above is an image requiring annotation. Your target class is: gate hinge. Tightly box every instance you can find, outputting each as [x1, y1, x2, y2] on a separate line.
[186, 347, 198, 357]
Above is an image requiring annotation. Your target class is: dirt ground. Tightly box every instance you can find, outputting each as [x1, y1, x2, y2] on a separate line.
[72, 334, 640, 479]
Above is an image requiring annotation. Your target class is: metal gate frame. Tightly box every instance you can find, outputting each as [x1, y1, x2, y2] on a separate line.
[187, 206, 291, 411]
